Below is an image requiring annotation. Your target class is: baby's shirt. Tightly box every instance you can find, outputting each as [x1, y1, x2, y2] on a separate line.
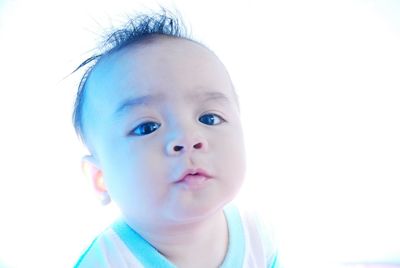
[74, 204, 281, 268]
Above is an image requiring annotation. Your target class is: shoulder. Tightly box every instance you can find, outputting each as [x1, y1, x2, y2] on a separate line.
[74, 227, 144, 268]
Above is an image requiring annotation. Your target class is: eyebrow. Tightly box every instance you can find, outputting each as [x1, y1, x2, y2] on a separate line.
[114, 90, 231, 117]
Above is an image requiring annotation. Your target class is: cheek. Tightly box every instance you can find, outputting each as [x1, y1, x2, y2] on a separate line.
[229, 138, 247, 183]
[99, 140, 167, 204]
[102, 159, 163, 219]
[215, 127, 247, 181]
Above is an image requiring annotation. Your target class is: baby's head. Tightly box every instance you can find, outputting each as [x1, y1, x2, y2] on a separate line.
[73, 11, 246, 229]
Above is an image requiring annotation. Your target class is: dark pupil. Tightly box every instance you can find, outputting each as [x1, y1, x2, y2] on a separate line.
[142, 123, 155, 133]
[202, 115, 214, 125]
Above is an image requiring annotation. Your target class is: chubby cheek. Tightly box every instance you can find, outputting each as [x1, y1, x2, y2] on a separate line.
[99, 140, 166, 213]
[230, 136, 246, 186]
[214, 127, 246, 193]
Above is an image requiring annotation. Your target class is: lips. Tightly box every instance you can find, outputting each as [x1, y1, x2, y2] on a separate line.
[175, 168, 212, 188]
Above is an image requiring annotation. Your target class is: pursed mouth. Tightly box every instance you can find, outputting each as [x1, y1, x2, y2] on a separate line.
[175, 168, 212, 184]
[175, 174, 212, 190]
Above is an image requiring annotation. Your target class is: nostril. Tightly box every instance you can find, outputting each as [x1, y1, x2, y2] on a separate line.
[193, 143, 202, 149]
[169, 142, 204, 153]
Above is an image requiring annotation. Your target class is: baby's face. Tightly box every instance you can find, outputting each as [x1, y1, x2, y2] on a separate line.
[83, 37, 246, 228]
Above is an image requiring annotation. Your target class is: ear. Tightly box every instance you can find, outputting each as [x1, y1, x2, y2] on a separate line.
[81, 155, 111, 205]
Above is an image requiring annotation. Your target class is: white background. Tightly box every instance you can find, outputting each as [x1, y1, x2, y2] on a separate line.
[0, 0, 399, 267]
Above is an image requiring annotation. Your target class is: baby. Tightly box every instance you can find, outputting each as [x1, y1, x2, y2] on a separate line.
[73, 10, 280, 268]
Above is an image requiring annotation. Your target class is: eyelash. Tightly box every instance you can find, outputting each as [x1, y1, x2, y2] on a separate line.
[129, 113, 226, 136]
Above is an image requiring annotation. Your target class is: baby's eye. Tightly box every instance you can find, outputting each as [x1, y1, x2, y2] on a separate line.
[198, 113, 225, 126]
[130, 121, 161, 136]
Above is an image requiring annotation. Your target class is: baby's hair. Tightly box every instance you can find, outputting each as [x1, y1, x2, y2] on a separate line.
[72, 9, 191, 143]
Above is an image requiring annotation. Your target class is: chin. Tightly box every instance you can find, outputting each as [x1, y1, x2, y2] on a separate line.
[168, 199, 232, 225]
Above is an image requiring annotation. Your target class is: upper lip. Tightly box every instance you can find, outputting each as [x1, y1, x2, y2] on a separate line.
[175, 168, 212, 183]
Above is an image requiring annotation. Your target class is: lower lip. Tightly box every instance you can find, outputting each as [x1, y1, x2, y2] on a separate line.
[176, 175, 210, 190]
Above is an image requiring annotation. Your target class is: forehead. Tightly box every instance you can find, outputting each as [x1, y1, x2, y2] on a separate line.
[88, 37, 233, 98]
[82, 37, 235, 132]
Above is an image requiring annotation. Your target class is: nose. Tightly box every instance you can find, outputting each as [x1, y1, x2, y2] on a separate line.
[166, 134, 209, 156]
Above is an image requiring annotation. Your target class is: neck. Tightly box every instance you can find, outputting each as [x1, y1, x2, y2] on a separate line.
[128, 209, 229, 268]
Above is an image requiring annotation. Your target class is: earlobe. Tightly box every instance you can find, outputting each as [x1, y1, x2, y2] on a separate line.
[81, 155, 111, 205]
